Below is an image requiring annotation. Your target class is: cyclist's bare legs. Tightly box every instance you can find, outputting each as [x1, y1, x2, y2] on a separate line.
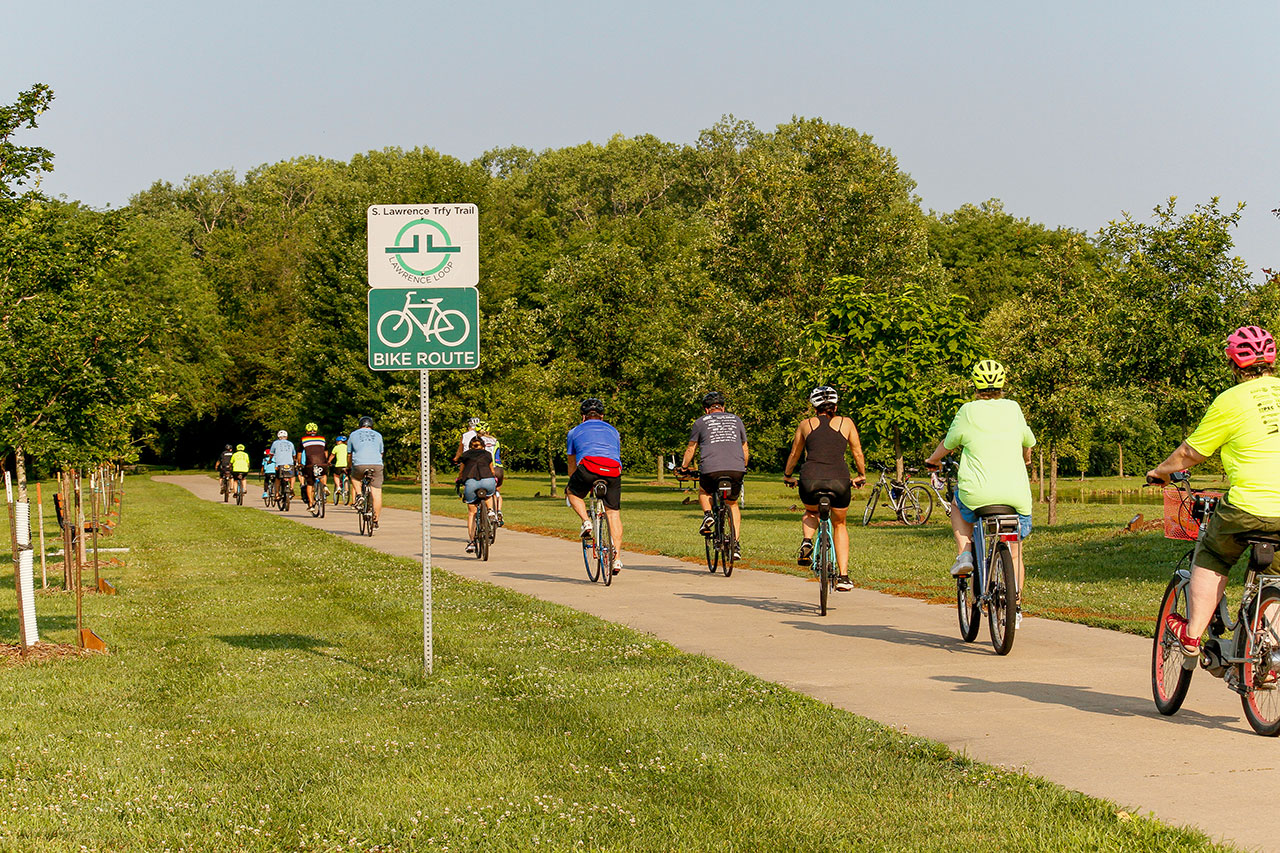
[604, 507, 622, 556]
[831, 508, 849, 573]
[466, 501, 478, 539]
[371, 486, 382, 523]
[567, 492, 589, 523]
[1188, 565, 1227, 636]
[951, 510, 974, 555]
[697, 489, 712, 513]
[729, 501, 741, 538]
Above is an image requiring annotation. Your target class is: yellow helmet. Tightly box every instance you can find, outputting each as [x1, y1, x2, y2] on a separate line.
[971, 359, 1006, 390]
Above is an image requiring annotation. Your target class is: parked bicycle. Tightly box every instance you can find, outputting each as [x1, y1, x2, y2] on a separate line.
[1151, 471, 1280, 735]
[581, 480, 614, 586]
[354, 470, 375, 536]
[925, 459, 957, 518]
[953, 502, 1021, 654]
[861, 463, 932, 526]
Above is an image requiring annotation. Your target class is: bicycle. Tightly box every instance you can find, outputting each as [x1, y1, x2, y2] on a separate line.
[354, 471, 375, 537]
[307, 466, 327, 518]
[580, 480, 614, 586]
[219, 472, 231, 503]
[262, 472, 275, 508]
[375, 291, 470, 347]
[274, 468, 293, 511]
[680, 467, 737, 577]
[784, 478, 837, 615]
[233, 474, 245, 506]
[861, 463, 932, 526]
[457, 483, 496, 561]
[332, 469, 350, 506]
[1150, 472, 1280, 735]
[953, 502, 1021, 655]
[925, 459, 957, 517]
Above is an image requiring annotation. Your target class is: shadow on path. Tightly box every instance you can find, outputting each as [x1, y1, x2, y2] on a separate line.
[678, 592, 816, 617]
[784, 619, 990, 655]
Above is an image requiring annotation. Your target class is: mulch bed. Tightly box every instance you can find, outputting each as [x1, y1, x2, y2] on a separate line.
[0, 641, 100, 666]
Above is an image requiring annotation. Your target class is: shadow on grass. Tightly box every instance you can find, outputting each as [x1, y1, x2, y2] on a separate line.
[0, 613, 80, 636]
[932, 674, 1242, 731]
[784, 619, 991, 655]
[216, 633, 414, 683]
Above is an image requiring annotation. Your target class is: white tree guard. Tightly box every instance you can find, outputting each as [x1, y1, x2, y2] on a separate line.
[15, 502, 38, 645]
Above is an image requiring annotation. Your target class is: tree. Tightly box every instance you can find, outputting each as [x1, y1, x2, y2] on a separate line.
[0, 83, 54, 215]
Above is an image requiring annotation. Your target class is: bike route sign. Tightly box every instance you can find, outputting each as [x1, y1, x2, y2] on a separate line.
[367, 286, 480, 371]
[367, 203, 479, 288]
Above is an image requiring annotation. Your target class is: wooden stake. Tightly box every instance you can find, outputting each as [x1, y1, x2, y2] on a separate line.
[74, 472, 84, 649]
[91, 476, 100, 588]
[36, 482, 46, 589]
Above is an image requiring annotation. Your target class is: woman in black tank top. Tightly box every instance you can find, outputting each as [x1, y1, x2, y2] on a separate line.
[782, 388, 867, 591]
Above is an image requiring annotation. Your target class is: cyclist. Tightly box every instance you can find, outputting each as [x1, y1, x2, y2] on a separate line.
[782, 386, 866, 592]
[680, 391, 749, 560]
[455, 436, 498, 554]
[299, 422, 330, 509]
[261, 445, 277, 500]
[566, 398, 624, 574]
[453, 417, 484, 463]
[1148, 326, 1280, 657]
[349, 415, 385, 527]
[924, 359, 1035, 627]
[475, 422, 505, 525]
[270, 430, 298, 503]
[230, 444, 251, 496]
[329, 434, 350, 502]
[216, 444, 234, 492]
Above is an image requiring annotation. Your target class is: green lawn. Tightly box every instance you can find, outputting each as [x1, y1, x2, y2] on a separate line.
[0, 477, 1228, 851]
[385, 471, 1203, 635]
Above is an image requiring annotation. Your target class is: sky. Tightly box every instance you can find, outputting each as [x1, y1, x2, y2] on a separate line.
[4, 1, 1277, 277]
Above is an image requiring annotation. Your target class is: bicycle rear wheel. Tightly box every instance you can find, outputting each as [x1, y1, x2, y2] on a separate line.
[720, 510, 735, 578]
[475, 505, 490, 561]
[316, 480, 326, 518]
[1239, 586, 1280, 735]
[861, 489, 879, 526]
[222, 478, 229, 502]
[1152, 574, 1195, 716]
[817, 527, 831, 616]
[235, 479, 244, 506]
[987, 543, 1017, 655]
[705, 505, 718, 573]
[281, 483, 291, 511]
[598, 511, 613, 587]
[902, 485, 933, 526]
[583, 511, 601, 582]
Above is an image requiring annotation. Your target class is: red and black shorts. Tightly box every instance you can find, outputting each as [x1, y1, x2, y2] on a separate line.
[568, 466, 621, 511]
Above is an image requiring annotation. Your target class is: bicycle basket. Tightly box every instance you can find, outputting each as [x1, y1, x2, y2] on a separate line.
[1163, 487, 1222, 541]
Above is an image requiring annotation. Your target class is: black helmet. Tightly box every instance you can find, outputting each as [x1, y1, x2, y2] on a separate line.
[358, 416, 374, 428]
[580, 397, 605, 416]
[224, 444, 233, 451]
[701, 391, 725, 409]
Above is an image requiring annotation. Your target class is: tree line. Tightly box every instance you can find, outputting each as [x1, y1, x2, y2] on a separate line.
[3, 84, 1278, 516]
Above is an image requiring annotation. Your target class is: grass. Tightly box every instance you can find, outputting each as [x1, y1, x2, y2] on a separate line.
[383, 472, 1209, 635]
[0, 476, 1229, 851]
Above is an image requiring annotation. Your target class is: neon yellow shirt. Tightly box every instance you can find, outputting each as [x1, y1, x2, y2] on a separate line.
[943, 398, 1036, 516]
[1186, 376, 1280, 517]
[332, 442, 349, 467]
[230, 451, 251, 473]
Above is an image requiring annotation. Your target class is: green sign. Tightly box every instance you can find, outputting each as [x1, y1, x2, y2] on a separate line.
[367, 287, 480, 371]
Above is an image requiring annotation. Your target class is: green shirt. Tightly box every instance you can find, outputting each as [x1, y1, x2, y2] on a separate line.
[1186, 376, 1280, 518]
[943, 398, 1036, 516]
[332, 442, 349, 467]
[230, 451, 251, 473]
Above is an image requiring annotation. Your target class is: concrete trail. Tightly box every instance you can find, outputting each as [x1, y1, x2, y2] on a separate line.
[162, 475, 1274, 851]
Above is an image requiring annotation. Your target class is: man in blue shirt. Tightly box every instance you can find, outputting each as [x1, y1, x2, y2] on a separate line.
[270, 430, 297, 501]
[566, 398, 624, 574]
[348, 415, 385, 527]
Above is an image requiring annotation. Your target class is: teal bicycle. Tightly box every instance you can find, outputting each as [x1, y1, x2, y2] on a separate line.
[785, 479, 838, 616]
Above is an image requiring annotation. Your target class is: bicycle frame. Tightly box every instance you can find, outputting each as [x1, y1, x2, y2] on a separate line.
[971, 513, 1020, 606]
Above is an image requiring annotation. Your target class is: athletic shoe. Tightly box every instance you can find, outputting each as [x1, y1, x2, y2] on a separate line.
[465, 542, 475, 554]
[496, 511, 505, 527]
[835, 575, 853, 592]
[797, 539, 813, 566]
[580, 520, 593, 540]
[1165, 613, 1200, 656]
[612, 559, 623, 575]
[731, 543, 742, 561]
[1015, 607, 1023, 629]
[699, 513, 714, 536]
[950, 552, 975, 577]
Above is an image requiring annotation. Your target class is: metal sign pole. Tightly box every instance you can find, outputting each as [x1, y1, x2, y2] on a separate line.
[420, 368, 433, 675]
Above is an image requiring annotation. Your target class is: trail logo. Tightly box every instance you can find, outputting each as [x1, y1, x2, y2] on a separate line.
[367, 204, 479, 287]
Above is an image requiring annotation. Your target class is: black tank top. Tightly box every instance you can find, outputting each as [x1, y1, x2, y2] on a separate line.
[800, 415, 851, 481]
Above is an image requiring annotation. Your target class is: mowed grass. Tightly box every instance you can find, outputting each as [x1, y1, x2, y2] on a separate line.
[387, 472, 1201, 635]
[0, 477, 1229, 851]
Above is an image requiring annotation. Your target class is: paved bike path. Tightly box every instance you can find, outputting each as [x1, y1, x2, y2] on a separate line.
[162, 475, 1274, 851]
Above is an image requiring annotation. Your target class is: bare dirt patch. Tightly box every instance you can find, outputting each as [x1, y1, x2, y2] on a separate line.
[0, 641, 101, 666]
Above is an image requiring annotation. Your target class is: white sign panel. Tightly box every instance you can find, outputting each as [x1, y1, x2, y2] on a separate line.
[367, 203, 479, 288]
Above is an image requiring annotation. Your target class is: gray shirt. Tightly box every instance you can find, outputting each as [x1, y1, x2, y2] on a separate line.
[689, 412, 747, 473]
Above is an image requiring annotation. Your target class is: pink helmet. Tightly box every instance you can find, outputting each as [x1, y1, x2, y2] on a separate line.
[1225, 326, 1277, 368]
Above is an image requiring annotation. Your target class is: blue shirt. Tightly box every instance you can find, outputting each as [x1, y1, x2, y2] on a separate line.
[349, 427, 384, 466]
[262, 455, 277, 474]
[270, 439, 296, 467]
[567, 419, 621, 462]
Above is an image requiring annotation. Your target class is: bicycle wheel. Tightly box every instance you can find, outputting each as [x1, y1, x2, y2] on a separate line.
[598, 511, 613, 587]
[1152, 574, 1195, 716]
[357, 499, 368, 536]
[986, 543, 1017, 655]
[902, 485, 933, 526]
[1239, 586, 1280, 735]
[957, 566, 980, 643]
[705, 506, 718, 573]
[583, 510, 601, 582]
[475, 506, 490, 561]
[263, 480, 272, 507]
[309, 481, 323, 517]
[316, 480, 326, 518]
[235, 480, 244, 506]
[817, 527, 831, 616]
[281, 483, 291, 511]
[861, 488, 879, 526]
[720, 510, 735, 578]
[222, 478, 229, 502]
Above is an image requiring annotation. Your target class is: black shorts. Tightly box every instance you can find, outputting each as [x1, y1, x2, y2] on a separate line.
[301, 464, 328, 485]
[232, 471, 247, 482]
[700, 471, 744, 501]
[800, 477, 852, 509]
[567, 467, 621, 511]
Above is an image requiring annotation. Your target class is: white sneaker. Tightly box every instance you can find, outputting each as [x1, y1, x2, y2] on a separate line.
[950, 552, 975, 577]
[580, 520, 593, 540]
[612, 559, 623, 575]
[1015, 608, 1023, 629]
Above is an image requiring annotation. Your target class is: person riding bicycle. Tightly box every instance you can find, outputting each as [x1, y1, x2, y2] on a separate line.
[329, 433, 350, 502]
[566, 397, 624, 575]
[1148, 326, 1280, 657]
[680, 391, 749, 561]
[270, 430, 298, 500]
[475, 422, 506, 526]
[230, 444, 251, 493]
[216, 444, 234, 489]
[299, 422, 330, 509]
[924, 359, 1035, 626]
[453, 417, 484, 463]
[455, 436, 498, 554]
[261, 446, 277, 500]
[349, 415, 385, 527]
[782, 386, 867, 592]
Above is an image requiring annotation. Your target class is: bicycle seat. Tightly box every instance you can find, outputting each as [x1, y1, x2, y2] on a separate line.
[972, 504, 1019, 517]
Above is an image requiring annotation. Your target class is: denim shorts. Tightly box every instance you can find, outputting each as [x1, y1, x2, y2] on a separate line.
[463, 477, 498, 505]
[955, 495, 1032, 540]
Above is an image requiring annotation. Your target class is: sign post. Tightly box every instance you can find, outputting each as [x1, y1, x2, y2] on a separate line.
[368, 203, 480, 677]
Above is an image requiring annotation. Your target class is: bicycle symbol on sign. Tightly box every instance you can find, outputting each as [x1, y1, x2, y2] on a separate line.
[375, 291, 471, 348]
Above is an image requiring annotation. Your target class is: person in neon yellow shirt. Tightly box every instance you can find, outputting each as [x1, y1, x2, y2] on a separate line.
[1149, 325, 1280, 656]
[329, 434, 351, 503]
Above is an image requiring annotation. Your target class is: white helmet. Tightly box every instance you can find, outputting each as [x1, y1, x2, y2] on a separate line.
[808, 386, 839, 408]
[467, 417, 482, 428]
[277, 430, 288, 439]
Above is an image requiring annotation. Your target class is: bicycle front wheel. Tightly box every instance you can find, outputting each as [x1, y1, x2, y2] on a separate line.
[598, 512, 613, 587]
[861, 489, 879, 526]
[902, 485, 933, 526]
[1152, 574, 1194, 716]
[1239, 586, 1280, 735]
[987, 543, 1017, 655]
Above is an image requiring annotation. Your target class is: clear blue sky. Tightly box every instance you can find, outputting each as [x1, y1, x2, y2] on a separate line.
[5, 1, 1277, 276]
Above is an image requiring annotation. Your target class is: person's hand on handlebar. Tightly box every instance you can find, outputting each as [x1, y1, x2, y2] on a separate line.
[1145, 469, 1169, 486]
[923, 460, 941, 472]
[853, 473, 866, 488]
[783, 473, 797, 489]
